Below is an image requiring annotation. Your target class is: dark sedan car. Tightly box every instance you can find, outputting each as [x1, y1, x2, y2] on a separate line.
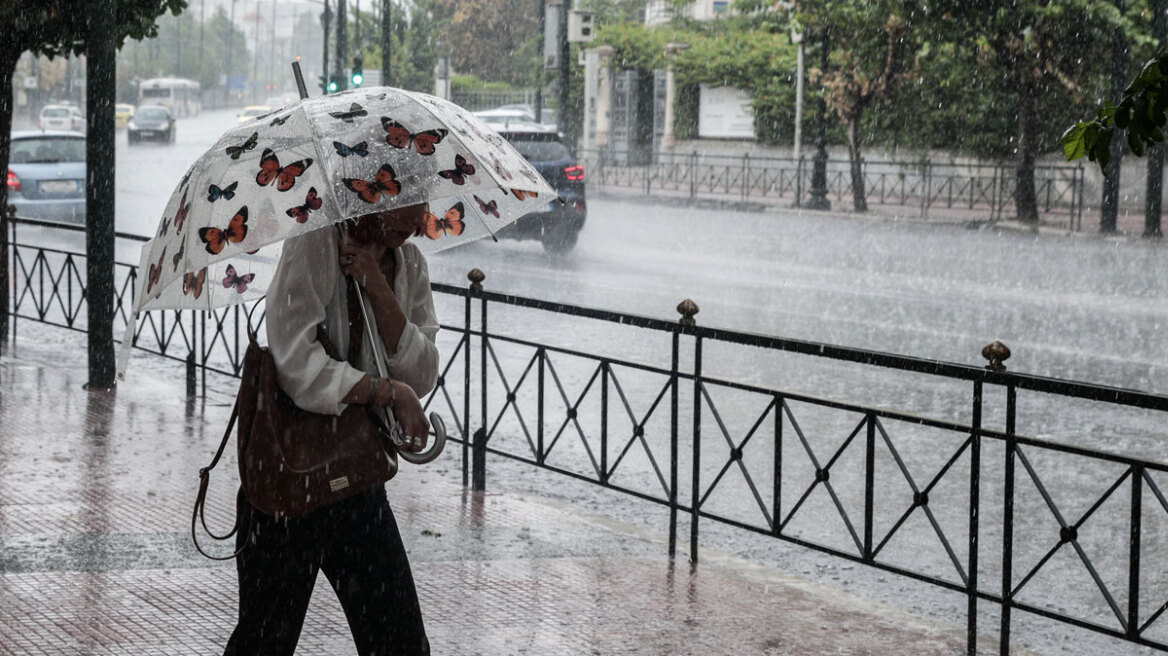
[489, 123, 586, 253]
[127, 105, 176, 145]
[7, 131, 86, 224]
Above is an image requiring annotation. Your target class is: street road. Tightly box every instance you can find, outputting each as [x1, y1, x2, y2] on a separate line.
[100, 109, 1166, 393]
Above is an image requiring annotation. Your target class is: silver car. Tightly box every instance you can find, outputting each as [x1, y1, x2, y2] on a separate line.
[7, 131, 87, 224]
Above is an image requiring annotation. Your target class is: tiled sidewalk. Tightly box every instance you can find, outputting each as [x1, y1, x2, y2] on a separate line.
[0, 339, 985, 655]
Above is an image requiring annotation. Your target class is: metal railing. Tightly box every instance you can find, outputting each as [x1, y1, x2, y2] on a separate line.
[5, 216, 1168, 656]
[580, 150, 1087, 229]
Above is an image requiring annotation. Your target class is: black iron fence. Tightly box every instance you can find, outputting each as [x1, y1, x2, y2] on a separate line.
[580, 150, 1087, 229]
[5, 216, 1168, 656]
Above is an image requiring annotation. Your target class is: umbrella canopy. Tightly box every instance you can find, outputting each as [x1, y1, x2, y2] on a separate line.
[129, 86, 557, 316]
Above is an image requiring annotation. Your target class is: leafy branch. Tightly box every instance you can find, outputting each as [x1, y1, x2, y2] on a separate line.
[1063, 52, 1168, 169]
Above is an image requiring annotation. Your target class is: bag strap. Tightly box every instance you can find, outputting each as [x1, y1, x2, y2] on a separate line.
[191, 398, 253, 560]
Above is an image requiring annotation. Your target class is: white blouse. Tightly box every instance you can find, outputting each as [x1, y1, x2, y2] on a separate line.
[266, 227, 440, 416]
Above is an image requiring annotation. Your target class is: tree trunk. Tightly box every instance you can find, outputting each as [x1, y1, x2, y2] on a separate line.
[1014, 79, 1039, 223]
[0, 48, 17, 346]
[846, 114, 868, 212]
[0, 49, 20, 223]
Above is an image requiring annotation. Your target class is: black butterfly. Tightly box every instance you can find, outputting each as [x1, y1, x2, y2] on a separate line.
[333, 141, 369, 157]
[207, 181, 239, 202]
[171, 234, 186, 271]
[270, 114, 290, 126]
[329, 103, 367, 123]
[179, 169, 192, 190]
[157, 214, 172, 238]
[438, 154, 477, 186]
[225, 132, 259, 160]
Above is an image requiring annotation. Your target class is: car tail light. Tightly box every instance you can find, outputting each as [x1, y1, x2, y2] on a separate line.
[6, 170, 20, 192]
[563, 165, 584, 181]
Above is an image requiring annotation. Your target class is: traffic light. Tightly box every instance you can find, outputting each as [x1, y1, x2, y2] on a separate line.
[327, 75, 339, 93]
[350, 57, 364, 88]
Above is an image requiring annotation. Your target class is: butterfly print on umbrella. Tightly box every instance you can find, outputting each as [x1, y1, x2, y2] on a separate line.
[343, 164, 402, 203]
[171, 236, 186, 271]
[329, 103, 368, 123]
[183, 268, 207, 299]
[423, 202, 465, 240]
[173, 190, 191, 234]
[225, 131, 259, 160]
[270, 114, 290, 126]
[286, 187, 323, 223]
[207, 181, 238, 202]
[488, 153, 513, 181]
[198, 206, 249, 255]
[157, 214, 172, 238]
[473, 195, 499, 218]
[381, 117, 447, 155]
[510, 189, 539, 201]
[438, 154, 478, 186]
[222, 264, 256, 294]
[255, 149, 313, 192]
[333, 141, 369, 157]
[145, 247, 166, 295]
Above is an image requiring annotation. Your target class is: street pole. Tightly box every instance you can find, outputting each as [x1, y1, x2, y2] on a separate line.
[229, 0, 237, 101]
[1101, 0, 1127, 233]
[805, 25, 831, 211]
[270, 0, 277, 95]
[1146, 0, 1166, 238]
[381, 0, 391, 86]
[557, 0, 569, 135]
[252, 0, 261, 102]
[86, 0, 117, 389]
[792, 28, 804, 165]
[336, 0, 348, 91]
[322, 0, 332, 92]
[199, 0, 206, 64]
[535, 0, 546, 123]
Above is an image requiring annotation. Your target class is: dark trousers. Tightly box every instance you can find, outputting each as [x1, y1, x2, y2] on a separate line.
[223, 486, 430, 656]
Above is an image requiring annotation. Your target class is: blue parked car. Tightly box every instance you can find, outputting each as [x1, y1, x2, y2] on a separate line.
[6, 131, 86, 225]
[490, 123, 586, 253]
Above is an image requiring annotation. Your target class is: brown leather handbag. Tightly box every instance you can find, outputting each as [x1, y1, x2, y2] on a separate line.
[192, 286, 398, 558]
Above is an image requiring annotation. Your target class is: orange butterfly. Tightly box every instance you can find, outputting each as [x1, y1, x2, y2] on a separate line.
[183, 268, 207, 300]
[510, 189, 539, 201]
[423, 202, 466, 240]
[198, 206, 249, 255]
[173, 190, 191, 234]
[145, 247, 167, 295]
[255, 148, 313, 192]
[381, 117, 447, 156]
[343, 164, 402, 204]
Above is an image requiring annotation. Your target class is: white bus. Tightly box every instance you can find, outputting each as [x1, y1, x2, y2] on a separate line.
[138, 77, 201, 117]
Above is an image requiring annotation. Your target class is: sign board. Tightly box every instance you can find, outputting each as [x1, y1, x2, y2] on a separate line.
[698, 84, 755, 139]
[23, 76, 37, 89]
[568, 11, 594, 42]
[544, 2, 562, 70]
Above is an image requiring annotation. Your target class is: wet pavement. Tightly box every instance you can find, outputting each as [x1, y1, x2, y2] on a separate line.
[0, 338, 1001, 655]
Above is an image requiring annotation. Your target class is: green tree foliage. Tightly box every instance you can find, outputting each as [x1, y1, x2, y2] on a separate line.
[924, 0, 1127, 222]
[431, 0, 543, 88]
[0, 0, 185, 217]
[352, 0, 437, 93]
[1064, 53, 1168, 169]
[803, 0, 921, 211]
[116, 6, 252, 103]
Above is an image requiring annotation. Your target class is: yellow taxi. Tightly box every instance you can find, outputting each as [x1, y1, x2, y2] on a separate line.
[114, 103, 135, 129]
[236, 105, 272, 124]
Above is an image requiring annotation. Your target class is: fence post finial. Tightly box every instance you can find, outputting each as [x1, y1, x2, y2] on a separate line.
[677, 299, 699, 327]
[981, 340, 1011, 371]
[468, 268, 485, 291]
